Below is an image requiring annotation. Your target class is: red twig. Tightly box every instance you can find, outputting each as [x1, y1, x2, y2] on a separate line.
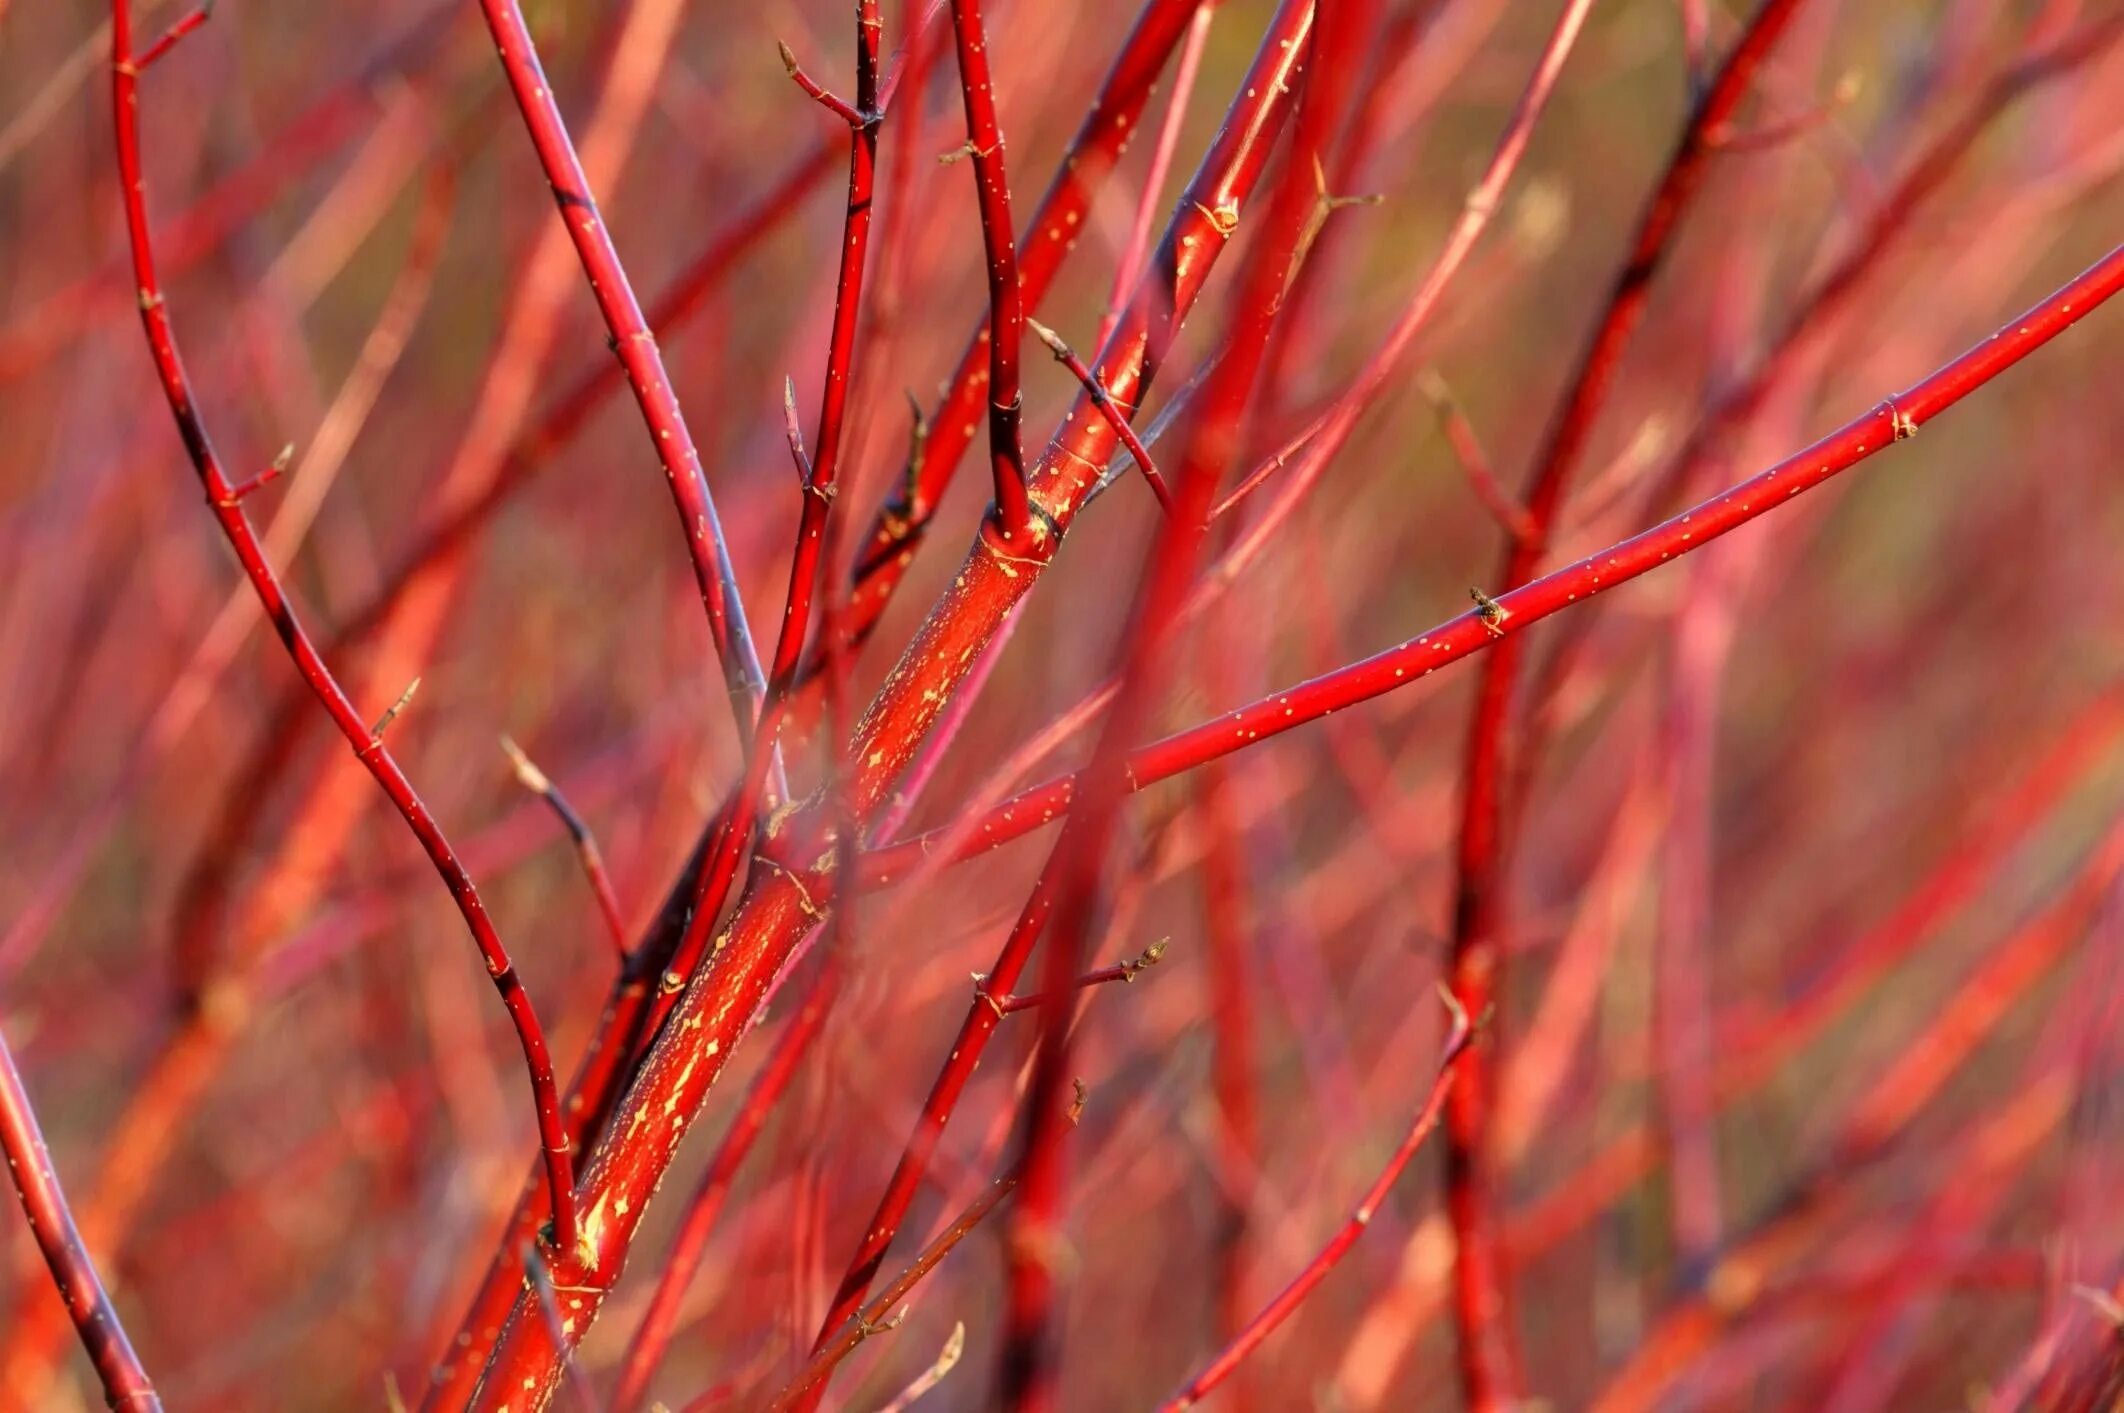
[331, 139, 840, 656]
[998, 5, 1361, 1403]
[778, 40, 870, 128]
[838, 0, 1205, 656]
[633, 0, 884, 1059]
[108, 0, 579, 1259]
[766, 1172, 1021, 1412]
[424, 805, 739, 1405]
[1026, 317, 1174, 512]
[1498, 10, 2124, 889]
[858, 0, 1602, 900]
[502, 737, 630, 962]
[472, 0, 769, 732]
[983, 937, 1168, 1013]
[0, 1027, 161, 1412]
[1418, 369, 1535, 546]
[863, 243, 2124, 879]
[1441, 1, 1807, 1395]
[1157, 993, 1474, 1411]
[793, 23, 1320, 1390]
[1096, 1, 1217, 350]
[128, 1, 212, 71]
[806, 862, 1058, 1383]
[944, 0, 1035, 543]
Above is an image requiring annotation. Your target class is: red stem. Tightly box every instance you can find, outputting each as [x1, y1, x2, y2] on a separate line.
[860, 0, 1603, 893]
[946, 0, 1035, 542]
[798, 10, 1318, 1398]
[129, 1, 211, 70]
[1027, 317, 1175, 512]
[803, 865, 1058, 1396]
[1096, 2, 1216, 350]
[472, 0, 769, 731]
[1446, 0, 1804, 1389]
[999, 5, 1354, 1403]
[608, 966, 837, 1413]
[988, 939, 1167, 1013]
[766, 1173, 1021, 1412]
[503, 737, 631, 962]
[423, 808, 736, 1406]
[635, 0, 885, 1054]
[837, 0, 1206, 657]
[0, 1027, 162, 1412]
[1156, 1002, 1473, 1412]
[863, 243, 2124, 882]
[108, 0, 579, 1258]
[330, 138, 841, 656]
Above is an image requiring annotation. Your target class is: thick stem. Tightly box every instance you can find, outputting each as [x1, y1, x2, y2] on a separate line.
[462, 7, 1316, 1404]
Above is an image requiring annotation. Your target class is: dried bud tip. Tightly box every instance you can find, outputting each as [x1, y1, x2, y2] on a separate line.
[2073, 1284, 2124, 1328]
[272, 442, 295, 471]
[1025, 316, 1071, 360]
[1436, 981, 1472, 1038]
[499, 735, 551, 794]
[777, 40, 798, 76]
[370, 677, 421, 738]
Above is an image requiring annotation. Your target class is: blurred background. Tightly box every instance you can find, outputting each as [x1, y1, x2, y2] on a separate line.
[2, 0, 2123, 1406]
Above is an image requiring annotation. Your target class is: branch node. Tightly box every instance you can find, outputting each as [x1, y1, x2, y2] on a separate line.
[1311, 153, 1384, 214]
[1195, 198, 1241, 236]
[776, 40, 867, 126]
[214, 446, 291, 508]
[1882, 396, 1918, 441]
[1469, 587, 1511, 637]
[1122, 937, 1170, 979]
[136, 1, 215, 72]
[856, 1310, 906, 1341]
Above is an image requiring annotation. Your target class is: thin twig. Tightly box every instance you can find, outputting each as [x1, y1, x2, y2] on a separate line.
[109, 0, 580, 1260]
[1158, 991, 1475, 1410]
[502, 737, 630, 962]
[0, 1027, 161, 1412]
